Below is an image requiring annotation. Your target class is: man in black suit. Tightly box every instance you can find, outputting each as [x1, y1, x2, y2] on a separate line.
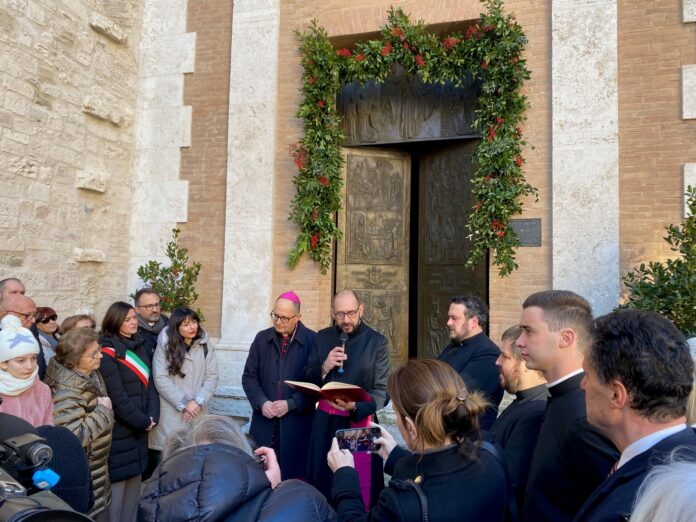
[437, 294, 502, 430]
[519, 290, 619, 522]
[490, 325, 547, 509]
[574, 310, 696, 522]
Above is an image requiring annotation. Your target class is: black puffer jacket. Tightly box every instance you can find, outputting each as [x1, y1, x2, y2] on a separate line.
[139, 443, 336, 522]
[99, 333, 159, 483]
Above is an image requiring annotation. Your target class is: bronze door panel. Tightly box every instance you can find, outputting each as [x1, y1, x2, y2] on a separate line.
[337, 149, 410, 366]
[418, 141, 487, 359]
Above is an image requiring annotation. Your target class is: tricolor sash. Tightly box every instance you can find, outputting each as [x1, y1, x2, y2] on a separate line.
[101, 347, 150, 387]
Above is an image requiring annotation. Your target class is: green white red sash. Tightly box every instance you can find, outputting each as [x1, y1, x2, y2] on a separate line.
[101, 347, 150, 387]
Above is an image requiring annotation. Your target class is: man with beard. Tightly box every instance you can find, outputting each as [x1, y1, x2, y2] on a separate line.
[303, 289, 390, 508]
[437, 294, 503, 430]
[490, 325, 548, 508]
[134, 288, 168, 360]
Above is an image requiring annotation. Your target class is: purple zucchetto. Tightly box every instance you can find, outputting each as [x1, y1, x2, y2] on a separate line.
[278, 291, 301, 305]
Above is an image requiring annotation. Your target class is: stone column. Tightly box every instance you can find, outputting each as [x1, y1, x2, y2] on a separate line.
[217, 0, 281, 388]
[128, 0, 195, 290]
[683, 0, 696, 217]
[551, 0, 619, 315]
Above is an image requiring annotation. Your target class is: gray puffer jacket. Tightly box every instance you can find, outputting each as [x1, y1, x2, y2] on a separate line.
[139, 443, 336, 522]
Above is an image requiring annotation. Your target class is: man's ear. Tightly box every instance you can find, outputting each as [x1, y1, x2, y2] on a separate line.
[558, 327, 577, 349]
[611, 379, 629, 409]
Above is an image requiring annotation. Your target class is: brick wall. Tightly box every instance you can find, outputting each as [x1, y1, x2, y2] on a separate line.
[0, 1, 140, 323]
[180, 0, 233, 337]
[618, 0, 696, 284]
[273, 0, 552, 339]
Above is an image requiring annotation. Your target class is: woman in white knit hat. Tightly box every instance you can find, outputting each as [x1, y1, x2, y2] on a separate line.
[0, 314, 53, 426]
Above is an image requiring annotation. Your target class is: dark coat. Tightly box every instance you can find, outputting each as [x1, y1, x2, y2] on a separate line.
[303, 322, 391, 503]
[242, 322, 316, 479]
[139, 443, 337, 522]
[573, 427, 696, 522]
[524, 373, 619, 522]
[332, 444, 508, 522]
[437, 332, 503, 430]
[490, 383, 547, 509]
[99, 333, 160, 483]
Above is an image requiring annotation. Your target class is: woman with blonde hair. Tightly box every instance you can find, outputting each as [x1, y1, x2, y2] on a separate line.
[45, 327, 114, 521]
[328, 358, 509, 521]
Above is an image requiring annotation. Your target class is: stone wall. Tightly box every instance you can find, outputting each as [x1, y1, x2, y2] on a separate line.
[0, 0, 140, 321]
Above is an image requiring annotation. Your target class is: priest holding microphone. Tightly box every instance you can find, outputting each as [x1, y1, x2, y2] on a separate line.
[302, 289, 391, 509]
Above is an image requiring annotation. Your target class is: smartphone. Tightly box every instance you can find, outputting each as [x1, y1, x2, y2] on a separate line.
[335, 427, 381, 453]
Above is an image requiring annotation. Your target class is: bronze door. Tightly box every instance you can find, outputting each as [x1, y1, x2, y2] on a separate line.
[336, 148, 410, 367]
[417, 141, 486, 359]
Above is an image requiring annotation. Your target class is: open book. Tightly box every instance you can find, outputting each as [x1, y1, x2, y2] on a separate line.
[284, 380, 371, 403]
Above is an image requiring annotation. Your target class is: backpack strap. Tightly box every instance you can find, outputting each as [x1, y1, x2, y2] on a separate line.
[480, 440, 520, 522]
[389, 477, 429, 522]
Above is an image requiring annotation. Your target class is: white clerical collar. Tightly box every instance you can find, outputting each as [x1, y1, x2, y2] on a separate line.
[618, 424, 688, 469]
[546, 368, 584, 388]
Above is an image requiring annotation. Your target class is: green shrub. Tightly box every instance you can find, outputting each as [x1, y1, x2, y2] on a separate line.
[619, 186, 696, 337]
[133, 228, 204, 320]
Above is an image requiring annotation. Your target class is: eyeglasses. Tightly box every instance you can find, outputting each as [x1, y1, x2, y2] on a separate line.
[270, 312, 298, 324]
[82, 348, 102, 359]
[333, 309, 359, 320]
[137, 302, 161, 311]
[40, 316, 57, 324]
[9, 310, 38, 322]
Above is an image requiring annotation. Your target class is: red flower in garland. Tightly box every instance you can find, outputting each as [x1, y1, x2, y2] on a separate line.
[403, 42, 410, 49]
[311, 233, 319, 250]
[465, 25, 480, 40]
[355, 54, 365, 62]
[483, 24, 495, 33]
[496, 230, 506, 237]
[307, 76, 316, 84]
[391, 27, 405, 39]
[337, 47, 351, 57]
[443, 37, 461, 50]
[481, 60, 489, 70]
[318, 176, 330, 187]
[317, 100, 325, 108]
[487, 127, 496, 141]
[491, 220, 505, 235]
[381, 43, 393, 56]
[515, 127, 523, 138]
[414, 54, 425, 67]
[311, 210, 318, 221]
[515, 156, 523, 167]
[496, 117, 504, 124]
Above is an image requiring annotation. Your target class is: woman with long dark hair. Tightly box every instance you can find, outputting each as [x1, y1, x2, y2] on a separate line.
[99, 301, 159, 522]
[149, 307, 219, 454]
[327, 358, 510, 521]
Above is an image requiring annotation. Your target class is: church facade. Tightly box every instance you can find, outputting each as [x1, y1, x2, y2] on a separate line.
[2, 0, 695, 398]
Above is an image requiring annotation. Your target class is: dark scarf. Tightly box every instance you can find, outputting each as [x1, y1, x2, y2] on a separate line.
[137, 314, 167, 336]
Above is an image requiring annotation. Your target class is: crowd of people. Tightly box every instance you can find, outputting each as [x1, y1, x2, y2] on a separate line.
[0, 276, 694, 522]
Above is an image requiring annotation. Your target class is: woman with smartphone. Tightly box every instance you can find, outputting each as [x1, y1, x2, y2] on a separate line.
[327, 358, 510, 521]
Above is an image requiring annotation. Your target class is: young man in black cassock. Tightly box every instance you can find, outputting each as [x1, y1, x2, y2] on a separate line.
[490, 325, 548, 510]
[437, 294, 503, 430]
[242, 291, 316, 480]
[303, 289, 390, 508]
[518, 290, 619, 522]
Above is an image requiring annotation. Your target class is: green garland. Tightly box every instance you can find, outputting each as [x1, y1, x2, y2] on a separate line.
[288, 0, 536, 276]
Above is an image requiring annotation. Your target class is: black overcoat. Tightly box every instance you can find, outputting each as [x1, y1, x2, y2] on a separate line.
[573, 427, 696, 522]
[98, 333, 160, 483]
[242, 322, 316, 479]
[332, 444, 508, 522]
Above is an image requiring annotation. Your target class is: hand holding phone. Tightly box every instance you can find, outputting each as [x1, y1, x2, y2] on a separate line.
[335, 427, 382, 453]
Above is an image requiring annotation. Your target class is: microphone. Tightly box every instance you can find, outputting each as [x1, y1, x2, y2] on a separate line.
[337, 332, 349, 374]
